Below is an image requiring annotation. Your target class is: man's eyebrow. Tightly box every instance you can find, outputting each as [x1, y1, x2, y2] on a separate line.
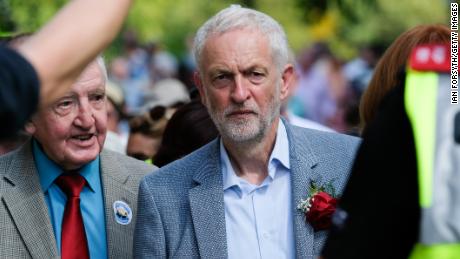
[89, 88, 106, 94]
[57, 92, 77, 100]
[243, 64, 268, 71]
[208, 68, 233, 76]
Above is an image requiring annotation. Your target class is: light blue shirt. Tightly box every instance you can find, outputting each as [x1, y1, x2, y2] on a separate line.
[221, 120, 295, 259]
[33, 140, 108, 259]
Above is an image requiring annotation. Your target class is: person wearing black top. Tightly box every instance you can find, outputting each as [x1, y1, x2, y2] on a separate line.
[321, 24, 450, 259]
[0, 47, 39, 139]
[321, 82, 420, 258]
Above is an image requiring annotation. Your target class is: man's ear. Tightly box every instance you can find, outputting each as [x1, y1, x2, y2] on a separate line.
[24, 120, 36, 135]
[280, 64, 294, 101]
[193, 71, 207, 106]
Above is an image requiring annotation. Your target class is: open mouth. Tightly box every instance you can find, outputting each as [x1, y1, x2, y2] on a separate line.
[71, 134, 95, 141]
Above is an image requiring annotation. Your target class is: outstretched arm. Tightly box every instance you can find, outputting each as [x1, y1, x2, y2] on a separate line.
[17, 0, 133, 108]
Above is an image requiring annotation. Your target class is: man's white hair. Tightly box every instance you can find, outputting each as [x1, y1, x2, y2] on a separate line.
[193, 5, 290, 73]
[95, 55, 108, 84]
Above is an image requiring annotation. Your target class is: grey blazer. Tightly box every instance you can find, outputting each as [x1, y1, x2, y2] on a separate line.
[0, 140, 155, 259]
[134, 122, 360, 259]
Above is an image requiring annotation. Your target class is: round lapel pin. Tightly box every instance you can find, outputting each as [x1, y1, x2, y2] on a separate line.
[113, 200, 132, 225]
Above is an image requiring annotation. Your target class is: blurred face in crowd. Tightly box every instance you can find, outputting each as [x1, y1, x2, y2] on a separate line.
[27, 61, 107, 170]
[195, 28, 292, 143]
[106, 99, 120, 133]
[127, 133, 161, 161]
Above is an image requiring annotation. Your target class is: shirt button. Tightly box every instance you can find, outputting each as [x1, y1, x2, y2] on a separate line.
[263, 232, 270, 239]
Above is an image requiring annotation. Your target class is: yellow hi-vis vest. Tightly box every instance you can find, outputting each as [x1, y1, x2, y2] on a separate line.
[405, 45, 460, 259]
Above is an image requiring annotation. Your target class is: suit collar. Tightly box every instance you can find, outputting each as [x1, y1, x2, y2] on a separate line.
[2, 144, 137, 259]
[221, 120, 291, 191]
[189, 139, 228, 259]
[99, 150, 131, 185]
[282, 117, 319, 168]
[190, 138, 221, 185]
[31, 139, 61, 192]
[99, 150, 137, 258]
[2, 140, 59, 258]
[284, 119, 320, 258]
[189, 119, 322, 259]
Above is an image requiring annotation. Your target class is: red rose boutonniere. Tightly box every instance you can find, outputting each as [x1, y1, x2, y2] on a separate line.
[297, 180, 338, 231]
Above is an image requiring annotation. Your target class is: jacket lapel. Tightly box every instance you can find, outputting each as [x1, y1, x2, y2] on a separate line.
[189, 140, 228, 259]
[188, 122, 322, 259]
[285, 122, 319, 259]
[100, 151, 138, 259]
[2, 141, 58, 259]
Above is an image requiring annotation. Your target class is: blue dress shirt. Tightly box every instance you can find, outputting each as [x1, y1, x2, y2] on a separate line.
[33, 140, 108, 259]
[221, 120, 295, 259]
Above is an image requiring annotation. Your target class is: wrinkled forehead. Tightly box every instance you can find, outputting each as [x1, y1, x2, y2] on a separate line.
[199, 28, 272, 66]
[72, 61, 106, 92]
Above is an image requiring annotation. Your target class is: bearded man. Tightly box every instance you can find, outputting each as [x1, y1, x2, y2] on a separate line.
[134, 5, 359, 259]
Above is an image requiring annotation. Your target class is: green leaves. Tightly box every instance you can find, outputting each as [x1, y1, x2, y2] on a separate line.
[2, 0, 449, 60]
[309, 179, 337, 198]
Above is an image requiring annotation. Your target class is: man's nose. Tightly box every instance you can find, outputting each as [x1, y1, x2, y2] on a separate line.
[230, 76, 250, 103]
[74, 103, 95, 129]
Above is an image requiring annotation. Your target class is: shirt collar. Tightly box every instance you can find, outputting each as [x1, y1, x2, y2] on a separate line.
[221, 119, 290, 191]
[32, 139, 100, 193]
[221, 141, 239, 191]
[268, 119, 290, 174]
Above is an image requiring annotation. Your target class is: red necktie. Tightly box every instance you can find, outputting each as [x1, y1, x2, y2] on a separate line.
[56, 174, 90, 259]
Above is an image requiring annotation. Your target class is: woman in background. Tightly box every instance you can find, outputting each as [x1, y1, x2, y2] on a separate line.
[322, 24, 450, 259]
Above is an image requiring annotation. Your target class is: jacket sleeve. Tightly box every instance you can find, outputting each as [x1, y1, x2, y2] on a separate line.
[134, 178, 167, 258]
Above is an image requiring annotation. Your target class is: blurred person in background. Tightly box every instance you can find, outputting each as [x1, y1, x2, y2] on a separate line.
[104, 80, 128, 154]
[343, 44, 384, 98]
[147, 40, 179, 84]
[142, 76, 191, 113]
[293, 42, 350, 132]
[281, 50, 335, 133]
[142, 40, 190, 114]
[122, 30, 150, 81]
[321, 25, 450, 259]
[0, 0, 133, 139]
[177, 33, 199, 91]
[341, 45, 384, 136]
[110, 30, 150, 115]
[0, 58, 155, 258]
[127, 106, 176, 163]
[109, 57, 130, 87]
[153, 99, 219, 167]
[108, 56, 145, 115]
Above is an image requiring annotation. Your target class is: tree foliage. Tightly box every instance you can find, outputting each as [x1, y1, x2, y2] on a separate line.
[2, 0, 449, 59]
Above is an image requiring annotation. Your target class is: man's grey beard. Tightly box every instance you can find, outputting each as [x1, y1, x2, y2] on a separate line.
[206, 94, 281, 144]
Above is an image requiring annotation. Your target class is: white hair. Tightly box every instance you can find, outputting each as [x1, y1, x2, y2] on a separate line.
[95, 55, 108, 84]
[193, 5, 290, 73]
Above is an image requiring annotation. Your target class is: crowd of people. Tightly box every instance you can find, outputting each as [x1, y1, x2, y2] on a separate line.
[0, 1, 456, 258]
